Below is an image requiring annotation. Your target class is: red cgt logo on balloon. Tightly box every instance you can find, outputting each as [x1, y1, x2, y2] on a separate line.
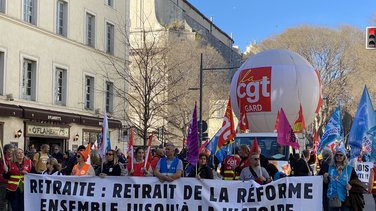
[236, 67, 272, 112]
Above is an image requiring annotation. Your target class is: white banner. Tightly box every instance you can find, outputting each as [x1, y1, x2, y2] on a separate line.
[355, 162, 373, 183]
[25, 174, 322, 211]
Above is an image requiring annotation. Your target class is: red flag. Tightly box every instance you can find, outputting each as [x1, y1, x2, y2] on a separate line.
[250, 139, 260, 155]
[128, 128, 134, 170]
[237, 102, 249, 133]
[277, 108, 300, 149]
[293, 104, 306, 133]
[313, 130, 319, 152]
[144, 133, 153, 168]
[274, 110, 280, 132]
[217, 98, 236, 150]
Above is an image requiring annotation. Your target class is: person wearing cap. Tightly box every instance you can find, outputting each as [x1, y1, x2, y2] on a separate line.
[72, 145, 95, 176]
[324, 144, 357, 210]
[239, 140, 271, 185]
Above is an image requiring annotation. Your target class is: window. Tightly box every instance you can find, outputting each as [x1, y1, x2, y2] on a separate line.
[0, 51, 4, 95]
[23, 0, 37, 25]
[106, 0, 113, 7]
[0, 0, 5, 13]
[56, 0, 67, 36]
[106, 22, 114, 54]
[86, 13, 95, 47]
[105, 81, 113, 113]
[85, 76, 94, 110]
[22, 59, 36, 101]
[54, 67, 67, 105]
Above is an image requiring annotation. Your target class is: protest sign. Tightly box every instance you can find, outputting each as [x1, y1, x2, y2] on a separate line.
[25, 174, 322, 211]
[354, 162, 373, 184]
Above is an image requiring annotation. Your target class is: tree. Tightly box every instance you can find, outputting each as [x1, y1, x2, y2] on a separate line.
[255, 25, 376, 139]
[100, 22, 231, 146]
[164, 39, 230, 142]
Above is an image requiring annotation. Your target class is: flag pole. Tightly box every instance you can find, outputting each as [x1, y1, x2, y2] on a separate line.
[0, 141, 6, 168]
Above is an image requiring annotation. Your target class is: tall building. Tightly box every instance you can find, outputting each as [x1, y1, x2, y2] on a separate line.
[0, 0, 129, 151]
[129, 0, 242, 147]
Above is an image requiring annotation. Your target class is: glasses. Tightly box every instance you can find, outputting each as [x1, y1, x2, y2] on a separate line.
[106, 153, 114, 156]
[335, 154, 344, 157]
[251, 158, 260, 161]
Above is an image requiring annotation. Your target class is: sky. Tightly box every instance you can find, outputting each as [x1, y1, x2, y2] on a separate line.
[188, 0, 376, 52]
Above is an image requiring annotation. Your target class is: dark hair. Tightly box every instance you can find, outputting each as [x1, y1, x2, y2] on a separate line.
[266, 163, 279, 178]
[199, 152, 209, 160]
[135, 147, 145, 154]
[77, 145, 86, 151]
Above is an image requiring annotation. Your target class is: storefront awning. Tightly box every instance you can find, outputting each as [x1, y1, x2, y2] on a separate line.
[0, 103, 23, 117]
[23, 107, 80, 124]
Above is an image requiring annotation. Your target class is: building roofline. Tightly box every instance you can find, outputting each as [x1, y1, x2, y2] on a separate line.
[183, 0, 234, 43]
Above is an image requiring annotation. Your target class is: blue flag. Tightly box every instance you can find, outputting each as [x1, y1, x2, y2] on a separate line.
[317, 106, 343, 153]
[348, 86, 376, 159]
[206, 132, 219, 156]
[186, 103, 199, 166]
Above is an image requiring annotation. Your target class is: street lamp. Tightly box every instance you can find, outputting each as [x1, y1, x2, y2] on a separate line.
[198, 53, 239, 144]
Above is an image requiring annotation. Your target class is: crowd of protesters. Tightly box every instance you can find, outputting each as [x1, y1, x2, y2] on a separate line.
[0, 140, 375, 211]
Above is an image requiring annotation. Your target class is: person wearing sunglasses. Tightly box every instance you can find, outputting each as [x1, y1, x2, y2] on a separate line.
[324, 144, 358, 210]
[71, 145, 95, 176]
[239, 140, 271, 185]
[42, 158, 62, 176]
[97, 150, 121, 177]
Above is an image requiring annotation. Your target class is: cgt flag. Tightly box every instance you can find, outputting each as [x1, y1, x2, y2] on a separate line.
[277, 108, 299, 149]
[348, 86, 376, 159]
[216, 98, 236, 150]
[237, 101, 249, 133]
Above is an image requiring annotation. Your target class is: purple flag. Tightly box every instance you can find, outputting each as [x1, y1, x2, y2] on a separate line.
[187, 103, 199, 166]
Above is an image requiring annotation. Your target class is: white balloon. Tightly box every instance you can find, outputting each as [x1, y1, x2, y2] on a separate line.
[230, 49, 320, 132]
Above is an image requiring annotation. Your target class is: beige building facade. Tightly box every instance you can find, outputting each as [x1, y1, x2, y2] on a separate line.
[0, 0, 129, 151]
[129, 0, 242, 147]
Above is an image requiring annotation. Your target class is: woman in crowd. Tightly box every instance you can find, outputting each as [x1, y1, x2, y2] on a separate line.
[265, 163, 286, 181]
[127, 147, 153, 176]
[97, 149, 122, 177]
[188, 153, 213, 179]
[42, 158, 62, 175]
[4, 148, 32, 211]
[324, 145, 357, 211]
[71, 145, 95, 176]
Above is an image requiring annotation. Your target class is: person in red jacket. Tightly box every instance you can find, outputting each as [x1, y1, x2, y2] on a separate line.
[4, 148, 32, 211]
[127, 147, 153, 176]
[0, 144, 14, 211]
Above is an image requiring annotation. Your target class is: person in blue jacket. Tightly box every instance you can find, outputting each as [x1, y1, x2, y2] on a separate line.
[324, 144, 357, 211]
[154, 143, 183, 182]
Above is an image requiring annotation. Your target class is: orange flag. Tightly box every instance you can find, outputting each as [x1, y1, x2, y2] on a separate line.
[293, 104, 306, 133]
[274, 110, 280, 132]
